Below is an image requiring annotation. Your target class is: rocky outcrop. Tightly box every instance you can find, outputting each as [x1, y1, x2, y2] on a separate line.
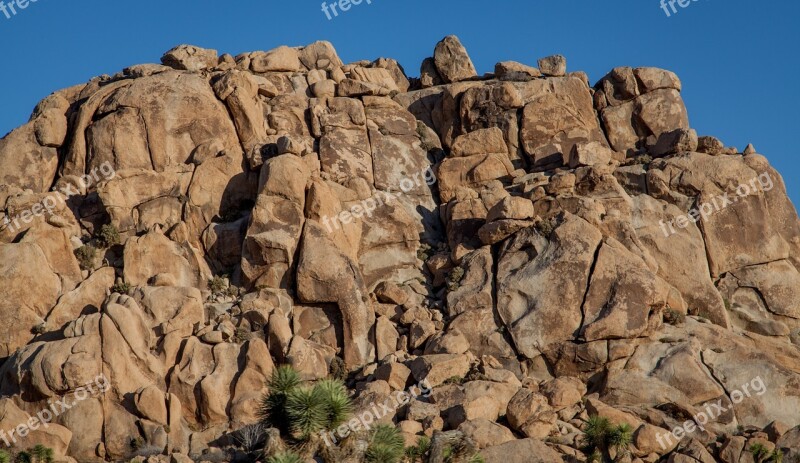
[0, 36, 798, 462]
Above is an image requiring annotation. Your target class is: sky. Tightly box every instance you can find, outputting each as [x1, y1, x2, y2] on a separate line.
[1, 0, 798, 203]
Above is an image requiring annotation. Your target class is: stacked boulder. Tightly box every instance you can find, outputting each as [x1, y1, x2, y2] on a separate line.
[0, 36, 798, 462]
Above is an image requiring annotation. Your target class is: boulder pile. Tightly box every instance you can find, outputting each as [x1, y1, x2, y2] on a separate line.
[0, 36, 799, 462]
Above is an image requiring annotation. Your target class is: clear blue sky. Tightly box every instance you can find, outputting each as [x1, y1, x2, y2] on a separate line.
[1, 0, 798, 203]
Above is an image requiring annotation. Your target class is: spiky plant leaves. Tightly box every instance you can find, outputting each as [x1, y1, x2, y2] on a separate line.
[583, 415, 611, 450]
[467, 454, 486, 463]
[265, 452, 304, 463]
[608, 423, 633, 451]
[314, 378, 352, 429]
[259, 365, 302, 434]
[285, 386, 327, 439]
[0, 451, 9, 463]
[404, 435, 431, 462]
[365, 425, 405, 463]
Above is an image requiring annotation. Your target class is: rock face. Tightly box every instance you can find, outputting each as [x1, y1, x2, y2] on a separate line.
[0, 36, 799, 463]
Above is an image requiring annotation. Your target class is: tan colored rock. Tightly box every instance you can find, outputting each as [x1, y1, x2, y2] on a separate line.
[433, 35, 477, 83]
[481, 438, 564, 463]
[451, 127, 508, 157]
[250, 46, 301, 72]
[458, 419, 515, 449]
[410, 354, 471, 388]
[495, 61, 541, 80]
[161, 44, 218, 71]
[537, 54, 567, 77]
[375, 362, 411, 391]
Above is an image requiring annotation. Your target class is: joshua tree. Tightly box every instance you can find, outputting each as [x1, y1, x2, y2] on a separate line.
[365, 425, 405, 463]
[582, 415, 633, 462]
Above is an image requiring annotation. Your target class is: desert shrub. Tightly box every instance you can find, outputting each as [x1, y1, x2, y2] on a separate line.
[417, 242, 432, 262]
[663, 307, 686, 325]
[535, 217, 556, 237]
[468, 454, 486, 463]
[97, 224, 120, 248]
[74, 245, 97, 270]
[0, 450, 8, 463]
[404, 436, 431, 462]
[111, 281, 131, 295]
[329, 356, 347, 381]
[259, 366, 302, 435]
[314, 378, 352, 429]
[285, 386, 327, 439]
[208, 275, 228, 294]
[607, 423, 633, 451]
[365, 425, 405, 463]
[259, 366, 352, 442]
[446, 266, 465, 292]
[234, 423, 265, 453]
[265, 452, 303, 463]
[582, 415, 634, 462]
[13, 452, 30, 463]
[30, 443, 53, 461]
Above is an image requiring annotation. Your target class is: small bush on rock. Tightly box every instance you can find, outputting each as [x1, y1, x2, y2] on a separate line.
[365, 425, 405, 463]
[97, 224, 120, 248]
[75, 245, 97, 270]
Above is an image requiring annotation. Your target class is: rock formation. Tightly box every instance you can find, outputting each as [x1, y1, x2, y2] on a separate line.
[0, 36, 798, 462]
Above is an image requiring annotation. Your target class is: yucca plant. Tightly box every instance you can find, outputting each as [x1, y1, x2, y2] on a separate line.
[259, 366, 302, 435]
[29, 445, 53, 463]
[285, 386, 327, 439]
[265, 452, 303, 463]
[365, 425, 405, 463]
[315, 378, 352, 429]
[608, 423, 633, 451]
[583, 415, 611, 449]
[405, 436, 431, 462]
[468, 454, 486, 463]
[583, 415, 634, 462]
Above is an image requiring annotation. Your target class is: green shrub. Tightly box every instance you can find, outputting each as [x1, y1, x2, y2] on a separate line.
[404, 436, 430, 462]
[608, 423, 633, 451]
[751, 444, 769, 461]
[583, 415, 635, 461]
[468, 454, 486, 463]
[535, 217, 556, 237]
[74, 245, 97, 270]
[285, 386, 327, 439]
[663, 307, 686, 325]
[314, 378, 352, 429]
[259, 366, 302, 435]
[111, 281, 131, 295]
[446, 266, 465, 292]
[329, 356, 347, 381]
[30, 445, 54, 463]
[208, 275, 228, 294]
[417, 243, 433, 262]
[265, 452, 303, 463]
[97, 224, 120, 248]
[0, 450, 9, 463]
[365, 425, 405, 463]
[13, 452, 30, 463]
[259, 366, 352, 442]
[583, 415, 611, 449]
